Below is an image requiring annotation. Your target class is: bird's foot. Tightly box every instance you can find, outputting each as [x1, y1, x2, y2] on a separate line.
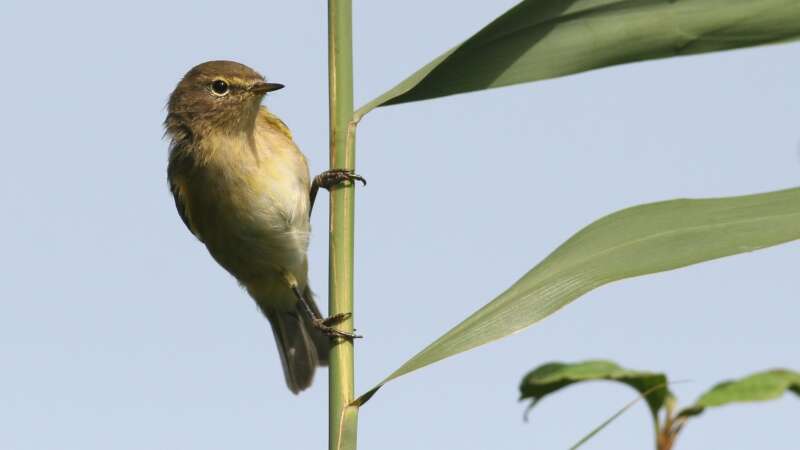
[314, 169, 366, 191]
[312, 313, 362, 340]
[321, 312, 352, 327]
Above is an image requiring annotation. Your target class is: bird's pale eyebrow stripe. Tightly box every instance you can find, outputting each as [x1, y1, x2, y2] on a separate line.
[218, 76, 260, 87]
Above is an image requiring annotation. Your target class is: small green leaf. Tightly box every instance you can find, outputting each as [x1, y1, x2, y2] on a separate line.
[520, 360, 670, 421]
[356, 0, 800, 118]
[678, 369, 800, 418]
[354, 187, 800, 405]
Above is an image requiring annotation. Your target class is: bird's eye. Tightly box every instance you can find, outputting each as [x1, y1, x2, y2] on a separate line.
[211, 79, 229, 96]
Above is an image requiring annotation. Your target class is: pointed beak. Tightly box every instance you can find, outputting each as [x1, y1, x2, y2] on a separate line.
[250, 81, 284, 94]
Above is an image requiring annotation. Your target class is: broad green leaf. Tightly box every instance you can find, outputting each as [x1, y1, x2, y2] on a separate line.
[355, 0, 800, 119]
[678, 369, 800, 418]
[520, 360, 670, 421]
[354, 187, 800, 406]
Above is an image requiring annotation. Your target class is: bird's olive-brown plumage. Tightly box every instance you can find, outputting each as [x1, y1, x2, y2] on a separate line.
[167, 61, 283, 135]
[165, 61, 328, 393]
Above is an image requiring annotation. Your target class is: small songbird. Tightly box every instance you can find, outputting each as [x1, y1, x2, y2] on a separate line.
[164, 61, 363, 393]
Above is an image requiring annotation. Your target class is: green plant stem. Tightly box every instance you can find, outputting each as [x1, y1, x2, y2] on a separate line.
[328, 1, 356, 450]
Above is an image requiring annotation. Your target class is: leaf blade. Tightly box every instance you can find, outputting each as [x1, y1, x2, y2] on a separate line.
[520, 360, 670, 421]
[355, 187, 800, 405]
[678, 369, 800, 418]
[356, 0, 800, 117]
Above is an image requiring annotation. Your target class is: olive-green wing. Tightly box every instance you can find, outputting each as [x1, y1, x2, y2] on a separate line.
[167, 156, 202, 242]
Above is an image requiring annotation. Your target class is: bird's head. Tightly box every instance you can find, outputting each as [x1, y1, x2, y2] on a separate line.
[167, 60, 284, 134]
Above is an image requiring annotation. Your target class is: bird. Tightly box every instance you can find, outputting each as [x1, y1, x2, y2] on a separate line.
[164, 60, 363, 393]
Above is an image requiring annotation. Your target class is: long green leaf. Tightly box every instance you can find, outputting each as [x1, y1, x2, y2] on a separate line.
[354, 187, 800, 405]
[355, 0, 800, 119]
[520, 360, 670, 421]
[678, 369, 800, 418]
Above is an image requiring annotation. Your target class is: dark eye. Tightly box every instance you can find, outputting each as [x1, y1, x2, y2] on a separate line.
[211, 79, 229, 96]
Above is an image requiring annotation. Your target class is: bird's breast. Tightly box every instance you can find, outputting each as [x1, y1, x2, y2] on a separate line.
[185, 129, 311, 283]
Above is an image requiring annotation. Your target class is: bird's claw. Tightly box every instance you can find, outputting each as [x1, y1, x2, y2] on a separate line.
[321, 312, 352, 327]
[314, 169, 366, 190]
[311, 312, 361, 339]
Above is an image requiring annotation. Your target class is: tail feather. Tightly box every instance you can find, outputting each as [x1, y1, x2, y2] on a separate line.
[262, 288, 330, 393]
[265, 309, 316, 394]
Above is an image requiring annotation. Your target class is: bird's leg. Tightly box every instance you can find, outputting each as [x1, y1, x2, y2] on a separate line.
[309, 169, 366, 217]
[291, 285, 362, 339]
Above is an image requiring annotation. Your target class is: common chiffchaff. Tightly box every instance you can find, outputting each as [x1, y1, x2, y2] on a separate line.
[165, 61, 362, 393]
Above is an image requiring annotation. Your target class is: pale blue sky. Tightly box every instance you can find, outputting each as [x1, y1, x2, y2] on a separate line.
[1, 1, 798, 449]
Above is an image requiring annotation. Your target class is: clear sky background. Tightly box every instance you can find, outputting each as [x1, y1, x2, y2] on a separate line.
[2, 1, 798, 449]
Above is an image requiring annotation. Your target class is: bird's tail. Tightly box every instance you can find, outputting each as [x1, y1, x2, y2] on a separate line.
[262, 286, 330, 393]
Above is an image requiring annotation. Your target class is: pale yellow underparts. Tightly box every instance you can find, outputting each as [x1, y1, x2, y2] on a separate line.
[180, 107, 311, 311]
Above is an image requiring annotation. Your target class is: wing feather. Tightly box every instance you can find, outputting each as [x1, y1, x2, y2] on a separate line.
[167, 144, 202, 242]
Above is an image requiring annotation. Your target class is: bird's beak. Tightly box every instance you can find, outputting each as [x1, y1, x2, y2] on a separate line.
[250, 81, 285, 94]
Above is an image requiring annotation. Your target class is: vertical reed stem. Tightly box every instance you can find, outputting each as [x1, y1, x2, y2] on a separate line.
[328, 1, 356, 449]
